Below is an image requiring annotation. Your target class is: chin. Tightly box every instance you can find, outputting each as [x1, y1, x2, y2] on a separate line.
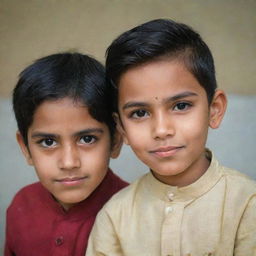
[151, 164, 183, 176]
[59, 193, 90, 205]
[155, 171, 183, 178]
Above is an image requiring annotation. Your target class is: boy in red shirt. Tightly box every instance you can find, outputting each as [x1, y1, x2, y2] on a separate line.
[4, 52, 128, 256]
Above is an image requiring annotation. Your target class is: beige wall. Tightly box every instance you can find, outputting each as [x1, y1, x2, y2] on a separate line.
[0, 0, 255, 97]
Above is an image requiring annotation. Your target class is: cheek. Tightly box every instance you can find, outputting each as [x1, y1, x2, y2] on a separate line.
[126, 135, 149, 158]
[124, 125, 148, 147]
[84, 146, 111, 167]
[34, 162, 52, 181]
[180, 113, 209, 141]
[29, 151, 55, 179]
[123, 120, 149, 139]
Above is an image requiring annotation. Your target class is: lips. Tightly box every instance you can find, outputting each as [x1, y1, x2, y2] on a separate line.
[149, 146, 184, 158]
[56, 176, 88, 186]
[59, 177, 85, 182]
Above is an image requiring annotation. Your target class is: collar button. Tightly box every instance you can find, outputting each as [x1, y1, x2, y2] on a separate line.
[168, 192, 174, 201]
[55, 236, 64, 246]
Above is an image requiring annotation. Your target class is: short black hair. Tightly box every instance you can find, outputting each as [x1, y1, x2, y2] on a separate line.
[106, 19, 217, 111]
[13, 52, 115, 145]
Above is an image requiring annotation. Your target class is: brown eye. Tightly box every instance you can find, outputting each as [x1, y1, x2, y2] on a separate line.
[39, 138, 56, 148]
[174, 102, 191, 111]
[80, 135, 97, 144]
[131, 109, 149, 118]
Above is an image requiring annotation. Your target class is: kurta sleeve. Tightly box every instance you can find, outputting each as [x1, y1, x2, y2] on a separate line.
[4, 235, 14, 256]
[86, 208, 122, 256]
[4, 210, 15, 256]
[234, 195, 256, 256]
[4, 242, 14, 256]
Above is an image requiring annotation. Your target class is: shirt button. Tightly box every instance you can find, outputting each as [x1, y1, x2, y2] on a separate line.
[55, 236, 64, 246]
[165, 206, 173, 214]
[168, 192, 174, 201]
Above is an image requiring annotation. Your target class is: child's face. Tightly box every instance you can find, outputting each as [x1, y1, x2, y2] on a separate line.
[117, 60, 226, 186]
[17, 97, 116, 210]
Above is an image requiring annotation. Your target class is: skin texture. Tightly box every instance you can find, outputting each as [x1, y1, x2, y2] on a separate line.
[17, 97, 121, 210]
[116, 60, 227, 187]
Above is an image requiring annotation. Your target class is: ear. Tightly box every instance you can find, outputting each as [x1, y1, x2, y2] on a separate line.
[16, 131, 34, 166]
[110, 130, 123, 159]
[209, 89, 227, 129]
[113, 112, 129, 145]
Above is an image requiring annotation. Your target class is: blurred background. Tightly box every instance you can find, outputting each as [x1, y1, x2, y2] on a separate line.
[0, 0, 255, 252]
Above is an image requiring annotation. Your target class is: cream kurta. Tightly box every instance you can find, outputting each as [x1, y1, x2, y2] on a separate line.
[86, 152, 256, 256]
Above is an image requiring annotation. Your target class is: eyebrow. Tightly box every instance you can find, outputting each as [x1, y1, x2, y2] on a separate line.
[75, 128, 104, 137]
[31, 128, 104, 139]
[122, 102, 149, 111]
[122, 91, 198, 110]
[164, 91, 198, 103]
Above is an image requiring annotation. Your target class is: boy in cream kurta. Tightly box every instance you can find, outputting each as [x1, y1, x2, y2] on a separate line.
[87, 19, 256, 256]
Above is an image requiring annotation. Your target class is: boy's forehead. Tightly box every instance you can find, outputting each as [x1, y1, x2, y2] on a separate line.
[118, 60, 205, 100]
[33, 98, 83, 116]
[119, 56, 188, 81]
[120, 59, 189, 83]
[29, 98, 107, 133]
[38, 97, 86, 108]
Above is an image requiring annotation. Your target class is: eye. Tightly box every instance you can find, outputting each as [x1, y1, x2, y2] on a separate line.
[130, 109, 149, 119]
[79, 135, 97, 144]
[39, 138, 57, 148]
[173, 102, 191, 111]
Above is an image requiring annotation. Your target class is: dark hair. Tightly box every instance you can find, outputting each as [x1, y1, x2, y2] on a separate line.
[106, 19, 217, 111]
[13, 52, 115, 145]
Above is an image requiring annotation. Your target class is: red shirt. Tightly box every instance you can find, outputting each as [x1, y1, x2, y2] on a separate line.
[4, 170, 128, 256]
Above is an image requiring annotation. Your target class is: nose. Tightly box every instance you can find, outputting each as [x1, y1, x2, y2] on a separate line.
[153, 112, 175, 140]
[59, 144, 81, 170]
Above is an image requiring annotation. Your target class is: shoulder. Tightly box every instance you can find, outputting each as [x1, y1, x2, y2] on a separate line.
[107, 169, 129, 191]
[101, 174, 147, 213]
[220, 165, 256, 191]
[220, 163, 256, 197]
[9, 182, 42, 201]
[209, 150, 256, 195]
[7, 182, 45, 212]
